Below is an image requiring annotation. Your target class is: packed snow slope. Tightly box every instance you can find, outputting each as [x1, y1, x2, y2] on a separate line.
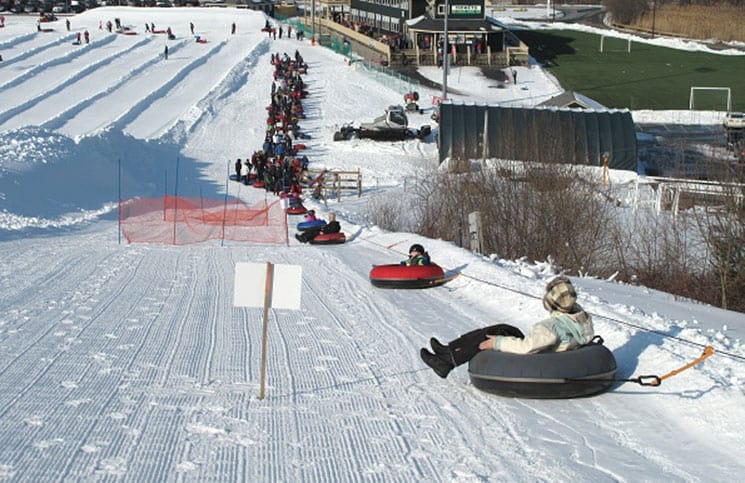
[1, 8, 744, 482]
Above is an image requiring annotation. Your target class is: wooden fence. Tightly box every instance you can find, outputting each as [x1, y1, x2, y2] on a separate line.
[305, 168, 362, 202]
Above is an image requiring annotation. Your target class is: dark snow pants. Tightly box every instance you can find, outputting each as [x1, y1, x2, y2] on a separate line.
[447, 324, 525, 366]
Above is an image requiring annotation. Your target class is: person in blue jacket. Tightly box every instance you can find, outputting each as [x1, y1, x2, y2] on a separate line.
[401, 244, 430, 266]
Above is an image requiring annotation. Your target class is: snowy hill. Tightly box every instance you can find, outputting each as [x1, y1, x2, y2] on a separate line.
[1, 7, 744, 481]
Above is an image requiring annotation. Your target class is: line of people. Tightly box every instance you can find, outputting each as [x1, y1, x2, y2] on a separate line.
[233, 50, 311, 204]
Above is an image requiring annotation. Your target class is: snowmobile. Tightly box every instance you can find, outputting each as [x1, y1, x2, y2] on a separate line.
[333, 105, 431, 142]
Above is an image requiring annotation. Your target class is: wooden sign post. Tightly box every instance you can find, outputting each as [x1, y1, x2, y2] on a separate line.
[234, 262, 302, 400]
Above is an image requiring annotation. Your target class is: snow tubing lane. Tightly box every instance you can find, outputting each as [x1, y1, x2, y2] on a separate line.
[297, 220, 326, 231]
[468, 342, 617, 399]
[369, 264, 446, 289]
[309, 232, 346, 245]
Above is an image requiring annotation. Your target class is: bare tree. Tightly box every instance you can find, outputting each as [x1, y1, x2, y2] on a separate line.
[694, 164, 745, 310]
[603, 0, 649, 24]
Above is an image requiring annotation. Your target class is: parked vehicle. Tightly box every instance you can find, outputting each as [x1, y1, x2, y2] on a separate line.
[724, 112, 745, 129]
[334, 105, 431, 142]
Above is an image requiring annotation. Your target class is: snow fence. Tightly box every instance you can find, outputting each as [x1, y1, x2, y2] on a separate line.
[119, 196, 288, 245]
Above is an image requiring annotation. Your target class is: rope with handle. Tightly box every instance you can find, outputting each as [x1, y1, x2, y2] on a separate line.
[631, 345, 715, 387]
[568, 342, 715, 387]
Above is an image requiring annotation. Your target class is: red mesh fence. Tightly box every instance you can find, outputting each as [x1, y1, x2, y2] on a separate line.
[119, 196, 288, 245]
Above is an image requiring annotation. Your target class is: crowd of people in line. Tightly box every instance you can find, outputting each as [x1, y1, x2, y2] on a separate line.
[234, 49, 311, 204]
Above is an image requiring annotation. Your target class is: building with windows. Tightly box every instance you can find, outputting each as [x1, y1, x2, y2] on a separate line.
[311, 0, 527, 66]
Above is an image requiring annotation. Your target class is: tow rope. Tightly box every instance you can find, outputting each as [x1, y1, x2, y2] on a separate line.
[565, 343, 715, 387]
[427, 273, 461, 286]
[595, 345, 716, 387]
[629, 345, 715, 387]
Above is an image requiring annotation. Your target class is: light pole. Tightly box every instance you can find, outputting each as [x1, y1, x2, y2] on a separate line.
[651, 1, 656, 39]
[442, 0, 449, 100]
[311, 0, 316, 42]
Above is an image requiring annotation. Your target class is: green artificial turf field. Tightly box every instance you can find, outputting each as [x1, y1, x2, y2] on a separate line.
[514, 29, 745, 111]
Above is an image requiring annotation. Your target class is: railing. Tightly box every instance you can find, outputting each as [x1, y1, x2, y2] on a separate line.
[299, 17, 391, 64]
[634, 176, 745, 216]
[305, 168, 362, 202]
[394, 49, 509, 67]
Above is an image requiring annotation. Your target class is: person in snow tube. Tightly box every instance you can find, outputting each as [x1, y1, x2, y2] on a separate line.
[303, 210, 317, 222]
[401, 244, 431, 266]
[296, 213, 341, 243]
[420, 276, 595, 379]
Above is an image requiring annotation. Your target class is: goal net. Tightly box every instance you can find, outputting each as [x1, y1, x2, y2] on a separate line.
[599, 35, 631, 53]
[689, 87, 731, 111]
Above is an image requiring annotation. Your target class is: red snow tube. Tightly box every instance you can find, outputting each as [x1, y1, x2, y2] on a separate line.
[252, 181, 265, 188]
[369, 264, 446, 289]
[310, 232, 346, 245]
[286, 206, 308, 215]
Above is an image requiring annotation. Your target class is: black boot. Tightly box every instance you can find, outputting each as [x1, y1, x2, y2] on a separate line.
[430, 337, 450, 357]
[420, 348, 453, 379]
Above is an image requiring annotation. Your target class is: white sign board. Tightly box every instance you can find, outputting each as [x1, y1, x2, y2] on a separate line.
[233, 262, 302, 310]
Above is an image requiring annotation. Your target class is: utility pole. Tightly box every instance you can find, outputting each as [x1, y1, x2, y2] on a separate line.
[442, 0, 449, 100]
[311, 0, 316, 42]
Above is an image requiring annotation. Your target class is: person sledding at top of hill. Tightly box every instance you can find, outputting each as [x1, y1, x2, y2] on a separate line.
[401, 244, 431, 266]
[420, 276, 595, 379]
[296, 213, 341, 243]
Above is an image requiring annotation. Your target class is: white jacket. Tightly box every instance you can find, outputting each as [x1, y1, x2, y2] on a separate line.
[493, 306, 594, 354]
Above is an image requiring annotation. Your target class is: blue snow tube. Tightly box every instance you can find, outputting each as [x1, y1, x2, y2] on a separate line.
[297, 219, 326, 231]
[468, 339, 617, 399]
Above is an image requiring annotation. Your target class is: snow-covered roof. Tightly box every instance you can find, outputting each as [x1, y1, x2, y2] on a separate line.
[537, 90, 608, 110]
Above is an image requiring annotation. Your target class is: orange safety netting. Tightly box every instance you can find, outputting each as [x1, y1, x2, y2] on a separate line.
[119, 196, 288, 245]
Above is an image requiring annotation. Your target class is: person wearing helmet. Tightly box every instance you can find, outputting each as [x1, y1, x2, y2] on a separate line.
[401, 244, 430, 266]
[420, 276, 594, 379]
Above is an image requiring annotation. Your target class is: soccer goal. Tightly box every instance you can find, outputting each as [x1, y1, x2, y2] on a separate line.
[689, 87, 731, 112]
[599, 35, 632, 53]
